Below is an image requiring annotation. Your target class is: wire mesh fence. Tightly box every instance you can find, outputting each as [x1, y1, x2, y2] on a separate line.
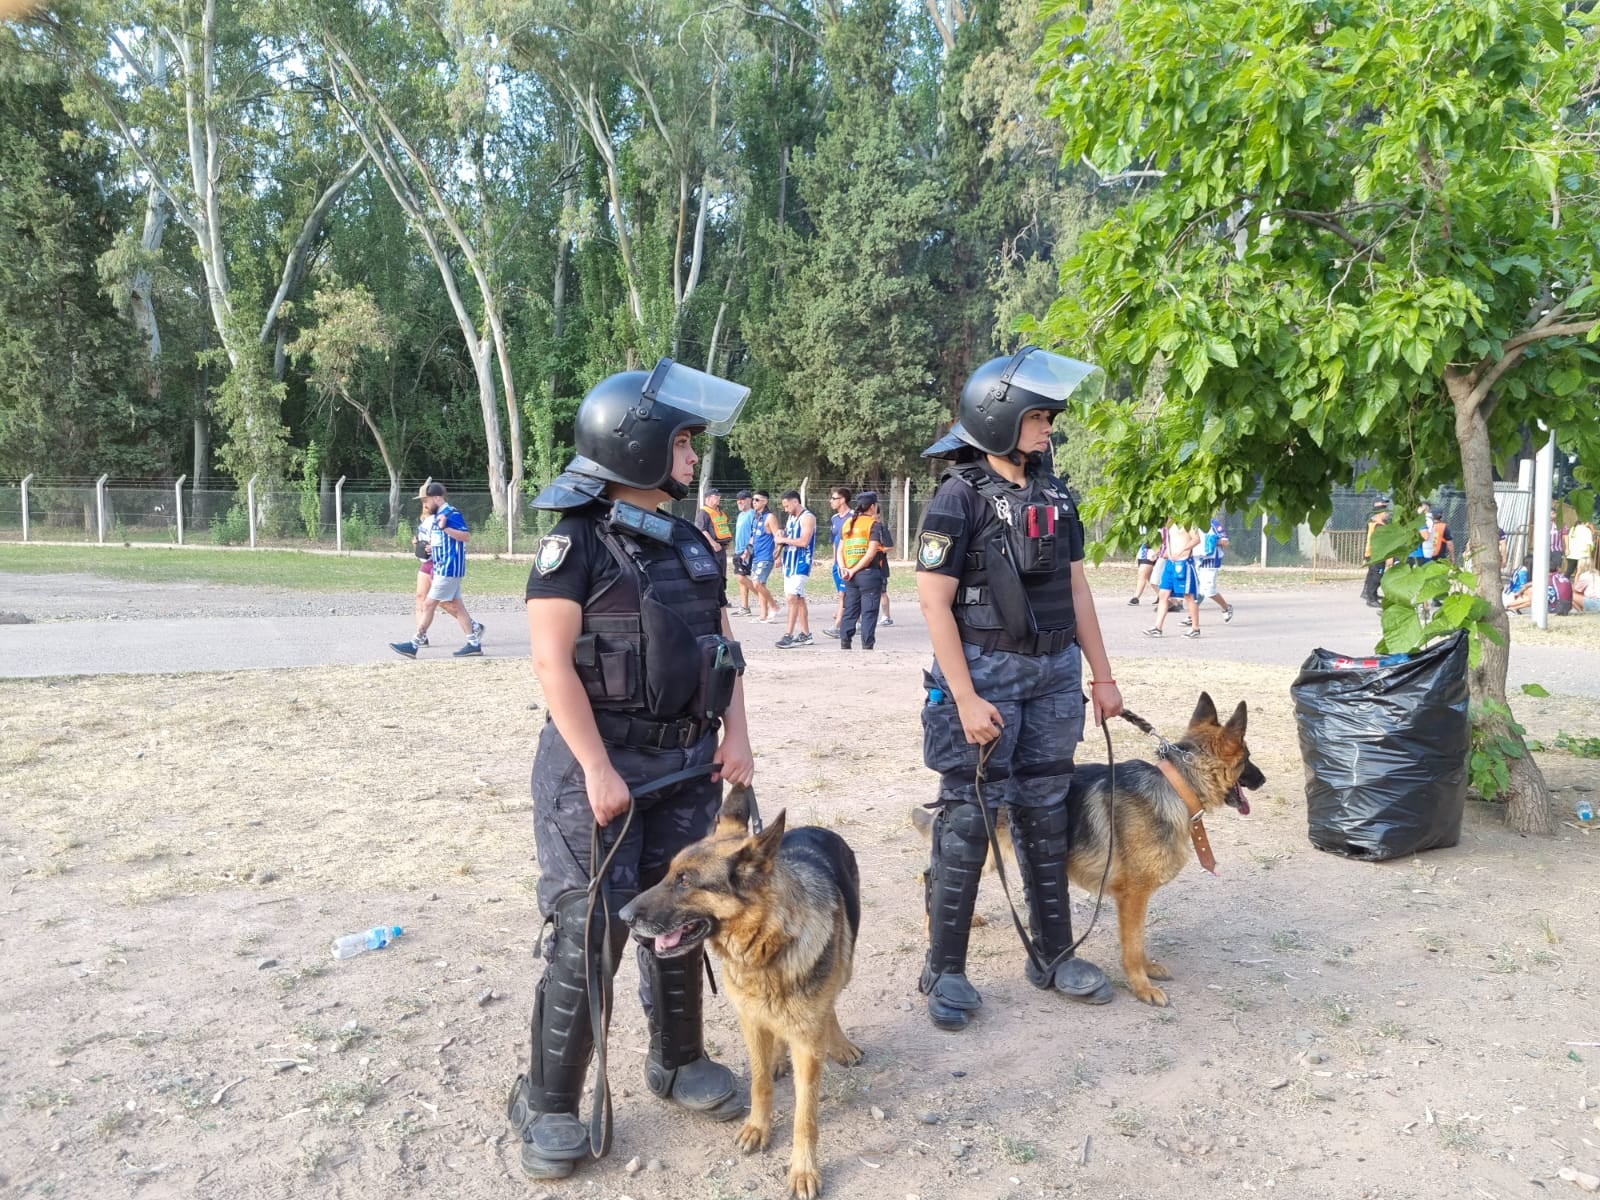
[0, 475, 1535, 574]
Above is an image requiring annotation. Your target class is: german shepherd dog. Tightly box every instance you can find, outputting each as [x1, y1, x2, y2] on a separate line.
[620, 786, 862, 1200]
[914, 693, 1264, 1007]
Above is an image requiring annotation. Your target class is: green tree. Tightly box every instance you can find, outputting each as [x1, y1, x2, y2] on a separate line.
[0, 68, 169, 479]
[1039, 0, 1600, 833]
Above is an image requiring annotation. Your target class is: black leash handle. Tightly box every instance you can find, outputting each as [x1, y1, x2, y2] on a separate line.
[583, 760, 720, 1159]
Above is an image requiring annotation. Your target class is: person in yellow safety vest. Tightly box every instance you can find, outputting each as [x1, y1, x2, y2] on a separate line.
[694, 487, 734, 577]
[838, 491, 888, 650]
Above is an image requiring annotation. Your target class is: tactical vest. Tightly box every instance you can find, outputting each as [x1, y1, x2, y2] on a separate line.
[701, 504, 732, 543]
[840, 514, 879, 569]
[575, 511, 728, 720]
[947, 464, 1078, 648]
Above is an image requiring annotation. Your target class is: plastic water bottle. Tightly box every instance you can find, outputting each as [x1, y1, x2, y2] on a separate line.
[331, 925, 403, 960]
[927, 687, 946, 706]
[1577, 799, 1595, 825]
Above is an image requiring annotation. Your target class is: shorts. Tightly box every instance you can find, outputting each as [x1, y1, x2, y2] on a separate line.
[733, 554, 752, 577]
[752, 559, 774, 585]
[427, 574, 464, 602]
[1194, 564, 1220, 597]
[1160, 558, 1196, 597]
[833, 564, 846, 593]
[784, 572, 810, 598]
[1584, 596, 1600, 613]
[418, 560, 434, 577]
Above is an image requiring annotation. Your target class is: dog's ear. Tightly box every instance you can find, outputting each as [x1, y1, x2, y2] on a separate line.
[718, 784, 754, 834]
[733, 809, 787, 882]
[1224, 700, 1248, 736]
[1190, 692, 1219, 727]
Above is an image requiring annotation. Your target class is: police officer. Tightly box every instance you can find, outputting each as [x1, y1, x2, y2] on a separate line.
[507, 358, 756, 1180]
[914, 346, 1124, 1030]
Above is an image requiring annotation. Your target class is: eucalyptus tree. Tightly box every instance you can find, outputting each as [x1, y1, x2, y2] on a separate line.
[1041, 0, 1600, 832]
[31, 0, 366, 484]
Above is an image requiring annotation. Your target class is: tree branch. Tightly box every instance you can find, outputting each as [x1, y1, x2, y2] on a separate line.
[1467, 319, 1598, 412]
[258, 150, 370, 346]
[1274, 208, 1387, 262]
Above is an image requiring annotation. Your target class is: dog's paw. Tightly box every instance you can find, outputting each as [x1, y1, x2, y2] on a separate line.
[735, 1121, 771, 1153]
[787, 1163, 823, 1199]
[830, 1038, 864, 1067]
[1144, 960, 1172, 981]
[1132, 982, 1169, 1007]
[771, 1055, 791, 1080]
[969, 913, 989, 928]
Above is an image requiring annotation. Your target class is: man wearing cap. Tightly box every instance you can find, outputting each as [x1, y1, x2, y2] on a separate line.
[390, 482, 484, 657]
[694, 486, 734, 567]
[730, 489, 756, 615]
[1362, 496, 1392, 608]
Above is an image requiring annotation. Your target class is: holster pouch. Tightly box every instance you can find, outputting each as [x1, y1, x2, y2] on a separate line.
[690, 636, 745, 721]
[413, 538, 430, 560]
[983, 525, 1039, 642]
[573, 615, 641, 706]
[1015, 503, 1058, 577]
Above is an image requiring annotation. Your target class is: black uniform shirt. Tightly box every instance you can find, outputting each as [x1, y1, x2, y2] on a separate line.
[525, 507, 729, 610]
[915, 466, 1085, 578]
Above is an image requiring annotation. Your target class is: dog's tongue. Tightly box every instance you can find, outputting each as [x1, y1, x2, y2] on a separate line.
[655, 928, 685, 954]
[1236, 791, 1251, 816]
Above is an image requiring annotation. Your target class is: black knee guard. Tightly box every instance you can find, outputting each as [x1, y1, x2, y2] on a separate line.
[643, 948, 744, 1121]
[919, 800, 989, 1030]
[1008, 804, 1113, 1005]
[507, 889, 627, 1176]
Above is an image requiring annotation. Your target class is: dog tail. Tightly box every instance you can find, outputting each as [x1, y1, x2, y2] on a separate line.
[910, 806, 934, 839]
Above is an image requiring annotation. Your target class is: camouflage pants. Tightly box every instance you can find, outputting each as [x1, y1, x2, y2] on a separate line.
[530, 717, 720, 1013]
[920, 642, 1084, 811]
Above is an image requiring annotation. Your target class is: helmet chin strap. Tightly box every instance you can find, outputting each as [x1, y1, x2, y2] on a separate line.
[663, 478, 689, 501]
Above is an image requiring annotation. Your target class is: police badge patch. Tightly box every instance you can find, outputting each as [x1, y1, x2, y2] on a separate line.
[918, 531, 953, 569]
[535, 534, 572, 576]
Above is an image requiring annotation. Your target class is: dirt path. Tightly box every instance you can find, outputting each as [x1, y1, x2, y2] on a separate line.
[4, 621, 1600, 1200]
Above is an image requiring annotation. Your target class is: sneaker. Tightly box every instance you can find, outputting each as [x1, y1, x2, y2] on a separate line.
[822, 626, 840, 639]
[879, 617, 895, 627]
[1224, 605, 1235, 623]
[1183, 628, 1202, 639]
[775, 634, 796, 649]
[1127, 596, 1141, 606]
[453, 641, 484, 657]
[1142, 628, 1163, 638]
[1180, 617, 1192, 627]
[414, 632, 429, 648]
[389, 640, 420, 658]
[470, 620, 485, 640]
[795, 632, 815, 646]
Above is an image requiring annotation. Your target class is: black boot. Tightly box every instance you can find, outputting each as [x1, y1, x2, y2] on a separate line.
[643, 948, 745, 1121]
[507, 891, 606, 1179]
[1008, 803, 1114, 1005]
[918, 801, 988, 1030]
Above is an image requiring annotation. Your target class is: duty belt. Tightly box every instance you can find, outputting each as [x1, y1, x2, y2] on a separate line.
[957, 622, 1077, 657]
[593, 710, 715, 751]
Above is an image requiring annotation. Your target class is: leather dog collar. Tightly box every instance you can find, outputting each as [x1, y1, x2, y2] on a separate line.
[1156, 757, 1217, 875]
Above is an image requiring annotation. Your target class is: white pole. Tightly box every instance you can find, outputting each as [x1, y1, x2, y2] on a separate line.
[96, 474, 110, 544]
[901, 476, 912, 557]
[174, 475, 186, 545]
[799, 476, 809, 511]
[20, 473, 32, 542]
[247, 475, 258, 549]
[508, 478, 515, 557]
[1532, 429, 1556, 630]
[335, 475, 347, 552]
[1259, 511, 1268, 568]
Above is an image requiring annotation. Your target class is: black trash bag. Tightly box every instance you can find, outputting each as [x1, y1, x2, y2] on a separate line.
[1291, 630, 1469, 861]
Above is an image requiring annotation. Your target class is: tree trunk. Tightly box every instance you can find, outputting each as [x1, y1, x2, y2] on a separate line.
[193, 414, 210, 487]
[1446, 368, 1552, 834]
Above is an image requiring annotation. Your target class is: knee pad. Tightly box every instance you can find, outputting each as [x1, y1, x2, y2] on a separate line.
[1008, 802, 1070, 862]
[934, 801, 990, 865]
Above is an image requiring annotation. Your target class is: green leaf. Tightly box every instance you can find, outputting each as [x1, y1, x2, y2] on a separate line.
[1381, 603, 1424, 653]
[1520, 682, 1551, 697]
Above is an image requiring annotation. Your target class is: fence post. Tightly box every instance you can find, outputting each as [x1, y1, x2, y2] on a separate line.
[96, 474, 110, 544]
[20, 473, 32, 542]
[335, 476, 346, 552]
[175, 475, 186, 545]
[247, 475, 258, 549]
[901, 476, 911, 558]
[1259, 512, 1268, 568]
[508, 480, 515, 557]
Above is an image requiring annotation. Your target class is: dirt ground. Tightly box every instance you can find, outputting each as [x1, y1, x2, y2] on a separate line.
[4, 607, 1600, 1200]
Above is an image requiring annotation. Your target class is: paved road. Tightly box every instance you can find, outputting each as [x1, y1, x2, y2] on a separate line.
[2, 573, 1595, 695]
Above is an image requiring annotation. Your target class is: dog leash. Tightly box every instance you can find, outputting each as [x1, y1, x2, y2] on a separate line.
[583, 761, 719, 1160]
[1105, 705, 1218, 875]
[972, 701, 1117, 984]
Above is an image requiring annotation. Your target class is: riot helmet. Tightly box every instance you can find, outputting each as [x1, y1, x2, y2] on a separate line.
[566, 358, 751, 500]
[924, 346, 1105, 460]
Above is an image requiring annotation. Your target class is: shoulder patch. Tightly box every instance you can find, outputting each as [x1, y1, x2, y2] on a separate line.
[918, 531, 953, 569]
[535, 534, 572, 576]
